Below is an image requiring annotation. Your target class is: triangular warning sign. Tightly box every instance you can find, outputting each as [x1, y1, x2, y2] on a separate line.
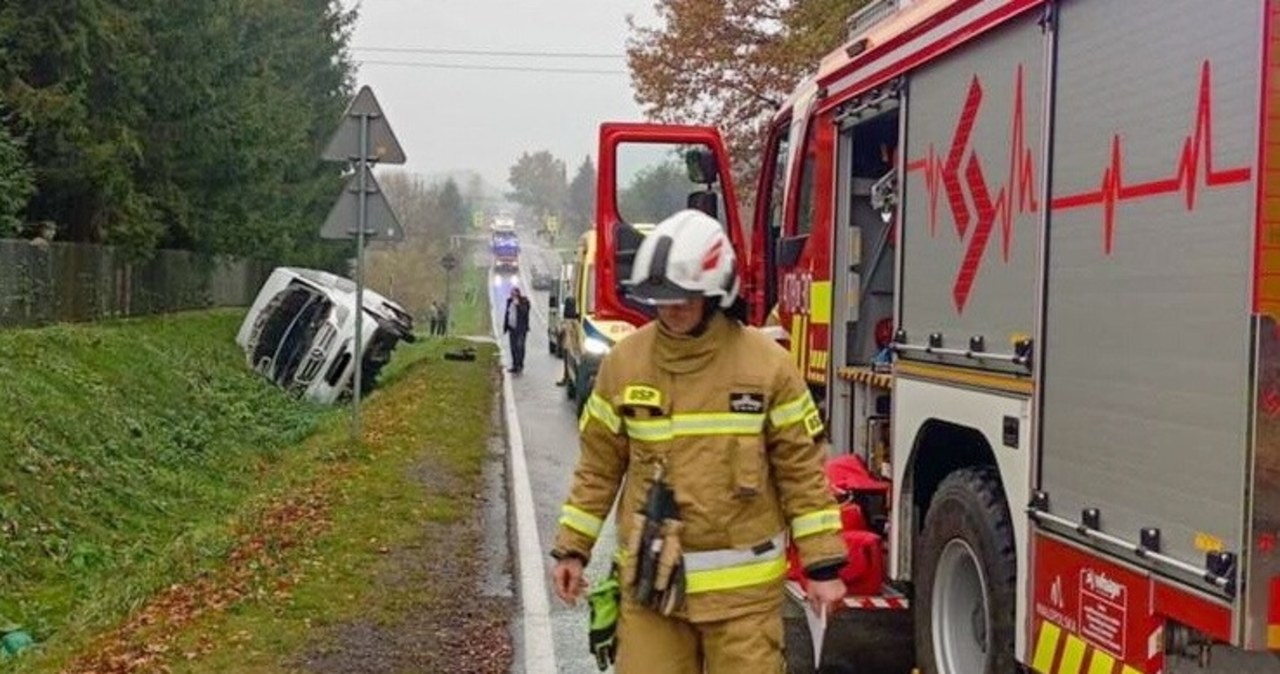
[321, 86, 407, 164]
[320, 166, 405, 242]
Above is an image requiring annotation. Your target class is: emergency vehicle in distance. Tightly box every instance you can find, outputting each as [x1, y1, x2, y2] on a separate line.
[590, 0, 1280, 672]
[490, 214, 520, 279]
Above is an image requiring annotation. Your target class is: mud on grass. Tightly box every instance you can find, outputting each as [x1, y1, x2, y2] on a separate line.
[18, 339, 511, 674]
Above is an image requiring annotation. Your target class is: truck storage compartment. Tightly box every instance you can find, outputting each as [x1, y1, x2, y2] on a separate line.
[895, 11, 1045, 376]
[1035, 0, 1258, 605]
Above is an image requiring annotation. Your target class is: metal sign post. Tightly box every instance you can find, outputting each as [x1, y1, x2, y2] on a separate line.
[320, 85, 406, 442]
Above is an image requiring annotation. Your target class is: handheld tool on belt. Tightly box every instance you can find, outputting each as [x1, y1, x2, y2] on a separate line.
[623, 462, 686, 616]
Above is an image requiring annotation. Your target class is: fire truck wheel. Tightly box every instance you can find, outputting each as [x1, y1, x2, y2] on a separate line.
[913, 466, 1017, 674]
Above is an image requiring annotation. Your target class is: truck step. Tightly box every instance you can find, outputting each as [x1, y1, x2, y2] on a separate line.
[784, 580, 910, 611]
[836, 366, 893, 389]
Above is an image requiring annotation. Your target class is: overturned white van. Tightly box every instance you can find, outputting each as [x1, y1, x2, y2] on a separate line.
[236, 267, 415, 405]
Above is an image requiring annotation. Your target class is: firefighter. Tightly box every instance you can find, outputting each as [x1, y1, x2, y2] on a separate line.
[550, 209, 848, 673]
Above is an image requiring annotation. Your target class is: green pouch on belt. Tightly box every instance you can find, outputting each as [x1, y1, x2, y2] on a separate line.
[587, 568, 621, 671]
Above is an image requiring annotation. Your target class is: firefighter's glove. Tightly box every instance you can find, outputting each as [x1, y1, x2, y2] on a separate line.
[587, 574, 621, 671]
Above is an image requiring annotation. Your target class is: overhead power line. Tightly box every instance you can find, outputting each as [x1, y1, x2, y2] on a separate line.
[356, 59, 628, 75]
[352, 46, 625, 59]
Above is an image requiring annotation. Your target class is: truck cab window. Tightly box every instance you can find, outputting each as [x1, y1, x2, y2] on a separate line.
[616, 142, 726, 229]
[794, 125, 818, 236]
[765, 131, 791, 234]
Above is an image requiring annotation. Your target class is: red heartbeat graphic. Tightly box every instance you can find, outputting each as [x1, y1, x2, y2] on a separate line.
[906, 64, 1039, 313]
[1050, 60, 1252, 254]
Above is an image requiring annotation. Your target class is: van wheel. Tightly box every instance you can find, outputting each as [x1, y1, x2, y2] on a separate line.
[914, 467, 1017, 674]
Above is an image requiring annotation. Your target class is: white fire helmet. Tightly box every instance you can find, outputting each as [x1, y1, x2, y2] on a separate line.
[624, 209, 740, 309]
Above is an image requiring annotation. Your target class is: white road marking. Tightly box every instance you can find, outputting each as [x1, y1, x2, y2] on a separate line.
[493, 270, 558, 674]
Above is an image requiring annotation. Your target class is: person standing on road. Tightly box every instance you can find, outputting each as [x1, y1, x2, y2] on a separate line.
[550, 210, 847, 673]
[503, 287, 531, 373]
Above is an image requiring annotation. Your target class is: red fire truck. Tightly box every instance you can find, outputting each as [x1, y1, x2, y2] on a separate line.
[592, 0, 1280, 671]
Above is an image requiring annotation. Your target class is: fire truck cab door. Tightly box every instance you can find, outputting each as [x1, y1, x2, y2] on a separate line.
[594, 123, 747, 326]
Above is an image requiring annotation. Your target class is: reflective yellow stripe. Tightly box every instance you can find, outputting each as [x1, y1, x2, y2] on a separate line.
[1086, 650, 1115, 674]
[1119, 667, 1142, 674]
[623, 413, 765, 443]
[1031, 622, 1061, 673]
[810, 281, 831, 325]
[1058, 635, 1087, 674]
[685, 557, 787, 594]
[580, 393, 621, 434]
[769, 393, 817, 428]
[559, 505, 604, 539]
[673, 413, 765, 435]
[625, 418, 673, 442]
[791, 508, 841, 539]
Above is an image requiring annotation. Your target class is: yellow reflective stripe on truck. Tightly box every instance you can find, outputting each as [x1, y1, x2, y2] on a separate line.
[1031, 619, 1143, 674]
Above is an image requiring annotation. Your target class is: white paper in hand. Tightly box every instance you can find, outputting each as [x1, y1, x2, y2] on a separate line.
[803, 600, 827, 667]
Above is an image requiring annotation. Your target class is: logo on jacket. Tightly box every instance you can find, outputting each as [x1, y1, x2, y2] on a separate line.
[729, 392, 765, 414]
[623, 385, 662, 408]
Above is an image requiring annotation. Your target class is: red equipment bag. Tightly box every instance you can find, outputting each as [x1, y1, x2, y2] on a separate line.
[785, 454, 889, 595]
[786, 526, 884, 596]
[826, 454, 889, 497]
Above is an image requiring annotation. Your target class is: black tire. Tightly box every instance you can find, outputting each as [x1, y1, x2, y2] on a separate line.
[913, 466, 1017, 674]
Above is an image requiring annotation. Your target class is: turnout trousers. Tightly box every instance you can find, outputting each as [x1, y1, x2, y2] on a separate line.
[615, 599, 785, 674]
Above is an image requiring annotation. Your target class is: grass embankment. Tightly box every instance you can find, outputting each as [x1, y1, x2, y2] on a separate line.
[2, 309, 508, 673]
[0, 310, 329, 649]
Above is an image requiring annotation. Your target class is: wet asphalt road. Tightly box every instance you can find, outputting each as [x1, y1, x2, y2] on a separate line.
[491, 242, 617, 674]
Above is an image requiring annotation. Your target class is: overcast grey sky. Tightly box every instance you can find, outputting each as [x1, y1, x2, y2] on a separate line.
[342, 0, 658, 189]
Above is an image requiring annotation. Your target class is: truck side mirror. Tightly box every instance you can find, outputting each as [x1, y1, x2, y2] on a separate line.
[563, 296, 579, 320]
[548, 293, 558, 311]
[685, 147, 719, 185]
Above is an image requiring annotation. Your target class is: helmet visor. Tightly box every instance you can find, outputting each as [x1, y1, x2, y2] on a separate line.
[624, 276, 702, 306]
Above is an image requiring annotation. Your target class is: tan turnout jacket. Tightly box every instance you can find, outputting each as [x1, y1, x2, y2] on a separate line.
[553, 313, 846, 622]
